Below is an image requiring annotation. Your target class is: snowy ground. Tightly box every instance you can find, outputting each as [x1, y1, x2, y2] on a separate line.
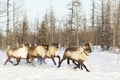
[0, 47, 120, 80]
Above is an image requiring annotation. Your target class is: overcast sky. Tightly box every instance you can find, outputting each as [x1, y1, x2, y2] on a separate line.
[24, 0, 91, 21]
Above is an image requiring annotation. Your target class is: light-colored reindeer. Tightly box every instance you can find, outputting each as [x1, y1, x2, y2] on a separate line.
[27, 45, 47, 66]
[44, 43, 60, 65]
[4, 44, 29, 65]
[58, 43, 92, 72]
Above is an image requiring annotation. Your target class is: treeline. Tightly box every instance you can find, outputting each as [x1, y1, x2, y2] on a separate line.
[0, 0, 120, 50]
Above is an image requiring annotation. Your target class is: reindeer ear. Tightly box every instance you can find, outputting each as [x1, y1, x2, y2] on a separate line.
[34, 44, 37, 47]
[21, 44, 24, 47]
[84, 43, 89, 47]
[7, 46, 10, 50]
[58, 44, 61, 48]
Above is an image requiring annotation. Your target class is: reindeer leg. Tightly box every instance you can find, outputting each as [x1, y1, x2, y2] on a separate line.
[73, 60, 84, 70]
[31, 58, 35, 66]
[29, 57, 35, 67]
[39, 58, 43, 64]
[67, 58, 70, 65]
[14, 58, 21, 66]
[56, 55, 60, 65]
[40, 58, 46, 64]
[73, 61, 83, 70]
[43, 58, 47, 64]
[58, 58, 66, 68]
[51, 57, 56, 65]
[72, 60, 80, 69]
[81, 62, 90, 72]
[74, 60, 84, 70]
[26, 55, 30, 64]
[4, 58, 14, 65]
[37, 57, 40, 63]
[4, 58, 9, 65]
[9, 60, 14, 64]
[80, 62, 83, 70]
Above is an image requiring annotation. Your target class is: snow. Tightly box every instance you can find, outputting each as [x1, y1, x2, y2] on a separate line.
[0, 46, 120, 80]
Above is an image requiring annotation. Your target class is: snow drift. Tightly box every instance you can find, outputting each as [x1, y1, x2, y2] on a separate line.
[0, 46, 120, 80]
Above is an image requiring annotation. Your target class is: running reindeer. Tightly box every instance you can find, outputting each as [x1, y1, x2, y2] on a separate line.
[27, 43, 60, 66]
[58, 43, 92, 72]
[27, 45, 47, 66]
[44, 43, 60, 65]
[4, 44, 29, 65]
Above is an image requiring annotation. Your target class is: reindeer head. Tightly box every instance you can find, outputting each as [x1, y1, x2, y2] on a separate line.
[83, 43, 92, 55]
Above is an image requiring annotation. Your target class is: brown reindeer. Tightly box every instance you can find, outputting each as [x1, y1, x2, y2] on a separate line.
[58, 43, 92, 72]
[4, 44, 29, 65]
[37, 44, 49, 63]
[27, 45, 47, 66]
[43, 43, 60, 65]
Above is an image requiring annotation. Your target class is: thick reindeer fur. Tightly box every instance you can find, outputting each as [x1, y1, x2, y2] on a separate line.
[65, 47, 89, 61]
[46, 46, 58, 57]
[45, 45, 60, 65]
[58, 43, 92, 72]
[27, 46, 47, 65]
[4, 44, 29, 65]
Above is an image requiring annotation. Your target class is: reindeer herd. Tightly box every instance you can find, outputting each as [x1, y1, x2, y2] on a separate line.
[3, 43, 92, 72]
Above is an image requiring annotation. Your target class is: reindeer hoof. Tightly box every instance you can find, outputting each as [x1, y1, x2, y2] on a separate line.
[13, 64, 18, 66]
[57, 66, 60, 68]
[74, 67, 77, 69]
[74, 66, 80, 69]
[87, 70, 90, 72]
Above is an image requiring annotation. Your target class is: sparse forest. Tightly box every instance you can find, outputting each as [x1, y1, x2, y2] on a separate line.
[0, 0, 120, 50]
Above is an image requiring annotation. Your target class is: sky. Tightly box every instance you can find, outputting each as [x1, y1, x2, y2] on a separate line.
[24, 0, 91, 21]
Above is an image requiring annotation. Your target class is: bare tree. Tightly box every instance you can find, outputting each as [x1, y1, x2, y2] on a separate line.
[91, 0, 95, 44]
[38, 21, 47, 44]
[116, 0, 120, 48]
[49, 9, 56, 44]
[104, 0, 112, 49]
[6, 0, 10, 45]
[0, 0, 6, 48]
[0, 0, 5, 19]
[12, 0, 25, 47]
[101, 0, 105, 49]
[66, 0, 82, 46]
[21, 13, 28, 44]
[83, 16, 87, 43]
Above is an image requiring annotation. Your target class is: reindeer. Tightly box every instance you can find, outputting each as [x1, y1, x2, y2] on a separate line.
[58, 43, 92, 72]
[44, 43, 60, 65]
[4, 44, 29, 65]
[27, 45, 47, 66]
